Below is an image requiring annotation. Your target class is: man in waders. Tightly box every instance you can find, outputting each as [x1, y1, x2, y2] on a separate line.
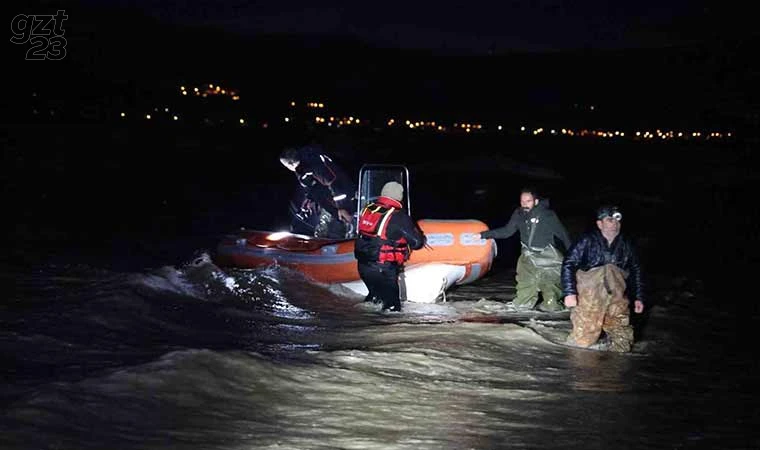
[561, 205, 645, 352]
[479, 187, 572, 312]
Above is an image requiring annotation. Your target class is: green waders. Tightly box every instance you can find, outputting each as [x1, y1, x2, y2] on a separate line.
[513, 244, 564, 311]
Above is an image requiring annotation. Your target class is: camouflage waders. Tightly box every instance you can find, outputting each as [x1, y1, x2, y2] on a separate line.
[567, 264, 634, 353]
[513, 244, 564, 311]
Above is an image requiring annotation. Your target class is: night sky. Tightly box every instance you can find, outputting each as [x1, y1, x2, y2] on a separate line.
[5, 0, 758, 131]
[75, 0, 749, 54]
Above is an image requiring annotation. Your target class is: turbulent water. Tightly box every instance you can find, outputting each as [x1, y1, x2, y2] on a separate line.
[2, 251, 756, 450]
[4, 124, 759, 448]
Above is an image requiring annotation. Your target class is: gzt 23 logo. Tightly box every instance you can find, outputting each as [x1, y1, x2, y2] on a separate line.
[10, 10, 68, 60]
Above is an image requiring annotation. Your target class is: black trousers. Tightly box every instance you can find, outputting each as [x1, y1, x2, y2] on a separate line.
[358, 261, 401, 311]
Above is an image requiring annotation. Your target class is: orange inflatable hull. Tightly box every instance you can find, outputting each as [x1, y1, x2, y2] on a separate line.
[214, 219, 495, 286]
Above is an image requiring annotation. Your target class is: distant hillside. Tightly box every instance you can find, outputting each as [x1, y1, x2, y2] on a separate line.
[5, 0, 759, 130]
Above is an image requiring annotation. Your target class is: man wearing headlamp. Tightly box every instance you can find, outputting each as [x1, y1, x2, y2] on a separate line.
[561, 205, 645, 352]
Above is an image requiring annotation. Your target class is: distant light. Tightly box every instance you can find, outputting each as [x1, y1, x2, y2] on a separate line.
[240, 118, 245, 124]
[590, 105, 595, 111]
[146, 114, 151, 119]
[290, 101, 296, 106]
[173, 115, 178, 121]
[520, 126, 526, 131]
[318, 103, 324, 108]
[497, 125, 503, 130]
[209, 84, 213, 88]
[284, 117, 290, 122]
[120, 112, 125, 117]
[182, 91, 187, 96]
[194, 87, 199, 92]
[164, 107, 169, 112]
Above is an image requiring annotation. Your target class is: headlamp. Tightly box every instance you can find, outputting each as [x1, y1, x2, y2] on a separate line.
[597, 206, 622, 221]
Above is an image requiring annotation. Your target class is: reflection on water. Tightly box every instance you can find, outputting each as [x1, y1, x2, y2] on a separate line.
[1, 257, 757, 450]
[566, 349, 634, 393]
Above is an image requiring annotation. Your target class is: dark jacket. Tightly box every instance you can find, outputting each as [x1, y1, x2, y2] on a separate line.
[561, 229, 644, 303]
[480, 200, 571, 251]
[354, 199, 426, 265]
[294, 146, 356, 216]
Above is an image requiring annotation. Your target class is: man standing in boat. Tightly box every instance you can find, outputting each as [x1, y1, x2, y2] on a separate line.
[354, 181, 426, 312]
[279, 145, 357, 239]
[478, 187, 572, 312]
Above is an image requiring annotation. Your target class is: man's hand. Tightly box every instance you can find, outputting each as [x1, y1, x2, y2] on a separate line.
[337, 209, 353, 224]
[301, 199, 317, 215]
[634, 300, 644, 314]
[422, 234, 433, 251]
[564, 294, 577, 308]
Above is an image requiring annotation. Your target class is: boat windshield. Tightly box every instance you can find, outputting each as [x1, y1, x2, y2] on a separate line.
[356, 164, 411, 216]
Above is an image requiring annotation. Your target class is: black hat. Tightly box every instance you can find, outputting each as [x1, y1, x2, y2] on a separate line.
[596, 205, 622, 221]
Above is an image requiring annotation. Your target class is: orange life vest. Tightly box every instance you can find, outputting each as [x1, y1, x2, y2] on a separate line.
[357, 197, 409, 264]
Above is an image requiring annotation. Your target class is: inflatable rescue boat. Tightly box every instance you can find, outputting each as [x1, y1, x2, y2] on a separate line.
[213, 165, 497, 303]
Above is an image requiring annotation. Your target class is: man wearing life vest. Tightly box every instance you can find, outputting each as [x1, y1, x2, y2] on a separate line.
[280, 145, 357, 239]
[354, 181, 426, 312]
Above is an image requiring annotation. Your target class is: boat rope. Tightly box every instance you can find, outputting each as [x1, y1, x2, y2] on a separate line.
[439, 276, 448, 303]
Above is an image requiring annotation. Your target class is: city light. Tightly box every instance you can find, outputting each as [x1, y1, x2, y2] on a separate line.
[31, 84, 735, 142]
